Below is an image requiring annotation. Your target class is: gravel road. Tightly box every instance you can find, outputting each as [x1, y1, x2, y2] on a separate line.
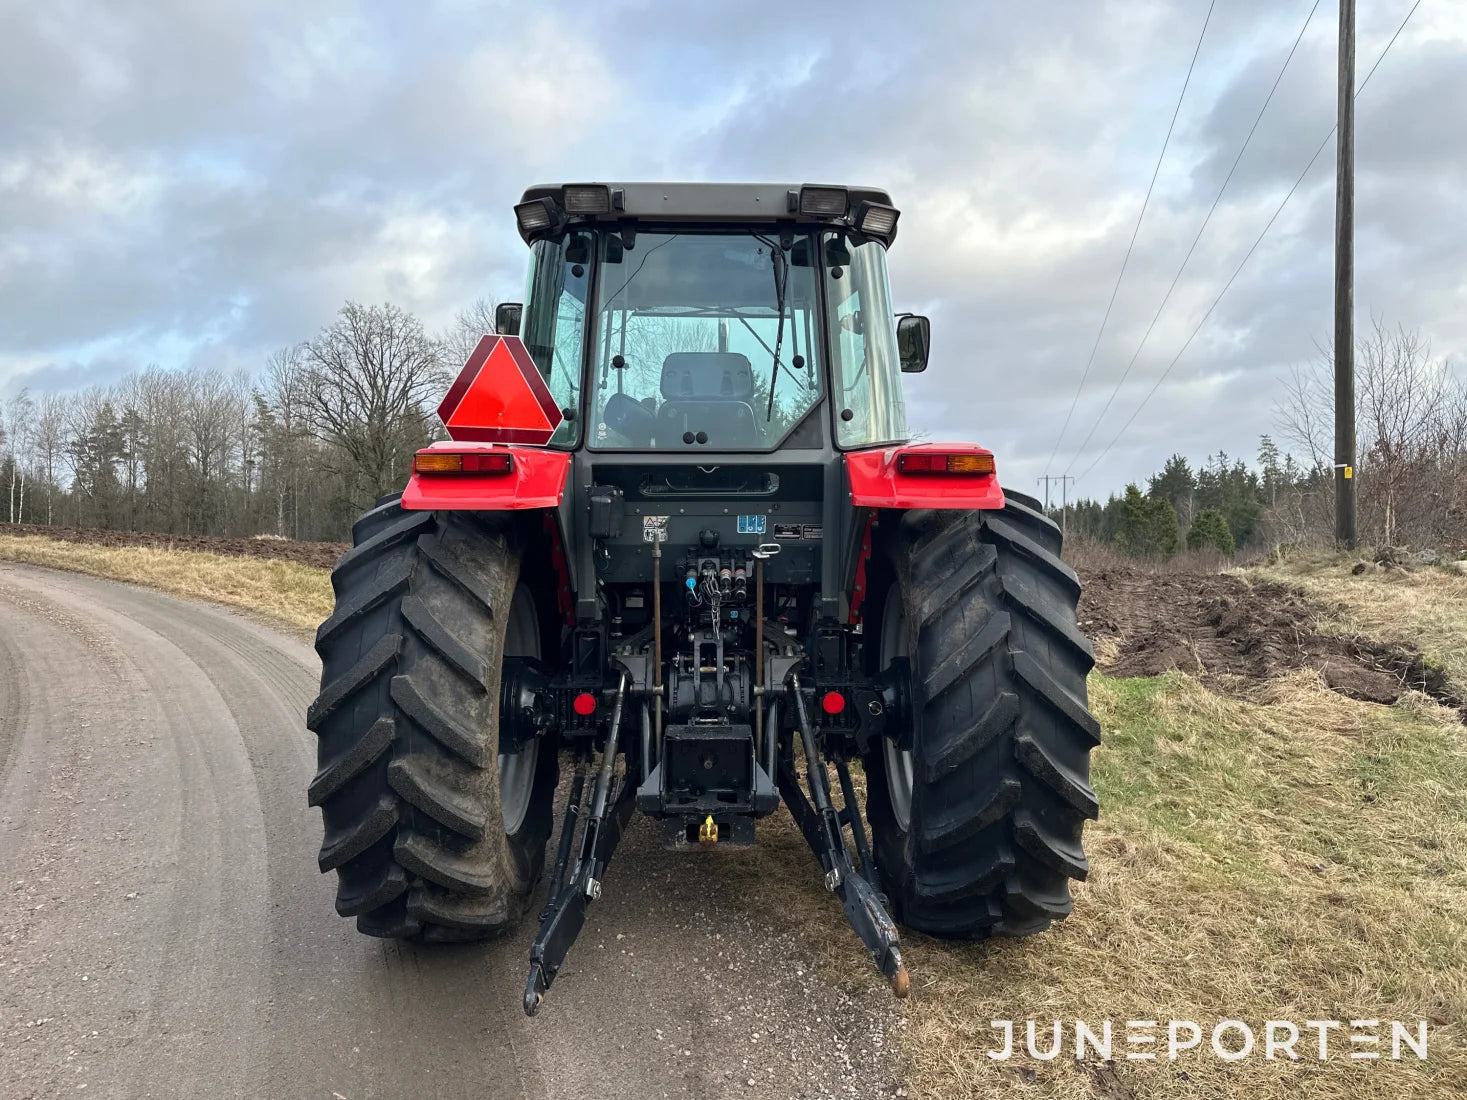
[0, 563, 902, 1099]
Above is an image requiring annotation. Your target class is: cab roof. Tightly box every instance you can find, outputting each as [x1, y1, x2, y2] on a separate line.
[516, 182, 900, 244]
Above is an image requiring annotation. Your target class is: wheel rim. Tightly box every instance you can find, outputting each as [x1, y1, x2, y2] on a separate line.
[498, 583, 541, 834]
[879, 586, 916, 833]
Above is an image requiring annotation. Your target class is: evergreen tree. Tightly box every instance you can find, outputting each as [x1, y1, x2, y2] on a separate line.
[1113, 484, 1179, 559]
[1150, 497, 1179, 556]
[1187, 507, 1236, 553]
[1117, 485, 1149, 555]
[1257, 435, 1285, 507]
[1147, 454, 1195, 520]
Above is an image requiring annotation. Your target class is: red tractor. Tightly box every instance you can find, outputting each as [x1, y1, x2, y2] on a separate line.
[306, 183, 1099, 1014]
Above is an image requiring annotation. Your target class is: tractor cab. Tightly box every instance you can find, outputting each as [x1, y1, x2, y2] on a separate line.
[503, 183, 928, 454]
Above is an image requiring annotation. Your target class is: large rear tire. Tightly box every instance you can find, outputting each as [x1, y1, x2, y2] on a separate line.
[864, 496, 1099, 938]
[306, 497, 559, 941]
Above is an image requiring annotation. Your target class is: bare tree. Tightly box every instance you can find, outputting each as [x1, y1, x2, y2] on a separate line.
[182, 369, 236, 534]
[1356, 321, 1448, 546]
[1276, 350, 1334, 474]
[33, 391, 67, 525]
[302, 302, 448, 505]
[259, 345, 313, 537]
[1274, 320, 1465, 547]
[443, 297, 501, 370]
[3, 389, 35, 523]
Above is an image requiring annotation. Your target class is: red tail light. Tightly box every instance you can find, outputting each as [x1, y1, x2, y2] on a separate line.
[896, 452, 995, 476]
[413, 450, 515, 475]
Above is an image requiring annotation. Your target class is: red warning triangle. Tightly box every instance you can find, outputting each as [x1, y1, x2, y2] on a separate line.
[438, 335, 563, 445]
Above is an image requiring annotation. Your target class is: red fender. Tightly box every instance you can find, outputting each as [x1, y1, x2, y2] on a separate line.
[401, 443, 571, 511]
[844, 443, 1006, 510]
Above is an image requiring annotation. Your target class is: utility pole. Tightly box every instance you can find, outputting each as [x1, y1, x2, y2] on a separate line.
[1334, 0, 1357, 549]
[1037, 474, 1075, 535]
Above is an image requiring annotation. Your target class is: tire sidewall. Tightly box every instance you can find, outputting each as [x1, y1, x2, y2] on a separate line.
[862, 552, 920, 911]
[499, 558, 561, 888]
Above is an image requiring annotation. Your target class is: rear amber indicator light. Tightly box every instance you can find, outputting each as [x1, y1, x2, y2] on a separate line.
[896, 452, 995, 475]
[412, 450, 515, 475]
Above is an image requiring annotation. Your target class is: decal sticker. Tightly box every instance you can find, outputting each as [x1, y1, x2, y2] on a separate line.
[801, 524, 824, 540]
[737, 514, 767, 535]
[773, 522, 802, 540]
[642, 515, 670, 543]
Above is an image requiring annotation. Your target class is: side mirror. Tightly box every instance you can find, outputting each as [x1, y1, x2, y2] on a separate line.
[495, 302, 523, 336]
[896, 313, 930, 373]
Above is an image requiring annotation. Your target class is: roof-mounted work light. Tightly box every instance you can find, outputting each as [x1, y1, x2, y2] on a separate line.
[514, 197, 560, 241]
[854, 200, 900, 239]
[561, 184, 612, 214]
[797, 186, 848, 217]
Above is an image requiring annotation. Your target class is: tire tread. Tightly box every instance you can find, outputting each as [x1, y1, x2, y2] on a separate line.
[308, 503, 556, 942]
[866, 500, 1098, 941]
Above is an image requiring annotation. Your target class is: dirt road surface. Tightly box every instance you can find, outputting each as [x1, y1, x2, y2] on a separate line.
[0, 563, 900, 1099]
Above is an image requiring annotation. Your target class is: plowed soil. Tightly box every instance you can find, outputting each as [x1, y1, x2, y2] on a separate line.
[1076, 565, 1464, 714]
[0, 522, 348, 570]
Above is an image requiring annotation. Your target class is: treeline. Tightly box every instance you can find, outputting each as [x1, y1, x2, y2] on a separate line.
[1064, 442, 1316, 556]
[1065, 322, 1467, 558]
[0, 299, 496, 541]
[4, 312, 1462, 552]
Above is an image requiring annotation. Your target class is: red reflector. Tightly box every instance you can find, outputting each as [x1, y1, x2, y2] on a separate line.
[572, 692, 597, 716]
[896, 452, 995, 476]
[463, 452, 514, 473]
[821, 691, 846, 715]
[412, 450, 515, 475]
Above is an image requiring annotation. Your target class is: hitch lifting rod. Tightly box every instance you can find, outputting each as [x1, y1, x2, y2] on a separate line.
[789, 674, 844, 869]
[586, 670, 630, 866]
[524, 670, 633, 1016]
[789, 675, 909, 999]
[541, 753, 588, 922]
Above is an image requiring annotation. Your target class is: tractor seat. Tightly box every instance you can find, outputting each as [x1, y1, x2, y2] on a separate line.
[656, 352, 758, 447]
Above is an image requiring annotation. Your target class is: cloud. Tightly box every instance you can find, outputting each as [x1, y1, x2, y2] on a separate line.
[1, 0, 1463, 501]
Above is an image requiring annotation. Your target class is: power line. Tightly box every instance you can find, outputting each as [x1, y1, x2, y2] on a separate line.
[1073, 0, 1423, 486]
[1062, 0, 1321, 476]
[1041, 0, 1217, 476]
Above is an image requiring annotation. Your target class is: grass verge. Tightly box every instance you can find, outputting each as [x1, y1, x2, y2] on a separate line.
[0, 534, 333, 635]
[732, 670, 1467, 1099]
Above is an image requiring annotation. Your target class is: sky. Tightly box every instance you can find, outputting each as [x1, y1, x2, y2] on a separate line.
[2, 0, 1463, 499]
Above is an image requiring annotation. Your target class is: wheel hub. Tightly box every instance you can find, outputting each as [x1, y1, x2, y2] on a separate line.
[499, 583, 543, 834]
[879, 586, 916, 833]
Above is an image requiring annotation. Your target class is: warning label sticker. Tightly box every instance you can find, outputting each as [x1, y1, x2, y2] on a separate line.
[737, 514, 767, 534]
[642, 515, 669, 542]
